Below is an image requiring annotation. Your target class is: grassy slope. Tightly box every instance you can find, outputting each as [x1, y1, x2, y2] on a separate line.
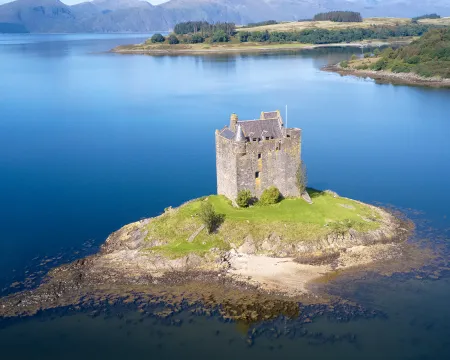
[238, 18, 450, 32]
[344, 28, 450, 78]
[144, 190, 382, 258]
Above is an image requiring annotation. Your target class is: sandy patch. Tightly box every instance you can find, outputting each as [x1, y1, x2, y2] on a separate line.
[228, 254, 328, 295]
[226, 243, 402, 296]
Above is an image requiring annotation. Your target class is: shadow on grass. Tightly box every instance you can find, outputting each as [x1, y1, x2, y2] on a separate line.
[211, 213, 226, 234]
[307, 188, 326, 199]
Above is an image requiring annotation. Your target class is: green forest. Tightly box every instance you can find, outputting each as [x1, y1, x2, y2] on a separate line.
[149, 23, 434, 46]
[173, 21, 236, 36]
[346, 28, 450, 78]
[238, 24, 431, 44]
[242, 20, 278, 28]
[313, 11, 363, 23]
[412, 14, 441, 21]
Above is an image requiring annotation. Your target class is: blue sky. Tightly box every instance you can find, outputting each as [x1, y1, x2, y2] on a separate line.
[0, 0, 169, 5]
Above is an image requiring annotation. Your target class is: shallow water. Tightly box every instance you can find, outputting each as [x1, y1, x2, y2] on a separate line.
[0, 34, 450, 359]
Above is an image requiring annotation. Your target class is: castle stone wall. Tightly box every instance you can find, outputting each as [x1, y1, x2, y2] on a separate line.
[215, 131, 238, 200]
[236, 128, 301, 198]
[216, 127, 302, 202]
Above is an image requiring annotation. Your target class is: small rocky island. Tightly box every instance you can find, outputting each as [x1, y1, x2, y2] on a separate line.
[0, 111, 419, 319]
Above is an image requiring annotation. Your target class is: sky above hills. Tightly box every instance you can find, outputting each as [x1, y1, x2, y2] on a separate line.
[0, 0, 169, 4]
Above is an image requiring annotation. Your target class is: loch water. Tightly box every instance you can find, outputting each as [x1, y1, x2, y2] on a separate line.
[0, 34, 450, 359]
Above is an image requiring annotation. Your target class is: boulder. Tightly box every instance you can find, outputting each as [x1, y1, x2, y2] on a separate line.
[238, 235, 257, 255]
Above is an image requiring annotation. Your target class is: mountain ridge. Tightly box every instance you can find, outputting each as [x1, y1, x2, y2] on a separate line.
[0, 0, 449, 33]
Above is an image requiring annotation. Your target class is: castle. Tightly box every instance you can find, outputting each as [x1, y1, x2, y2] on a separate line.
[216, 110, 302, 201]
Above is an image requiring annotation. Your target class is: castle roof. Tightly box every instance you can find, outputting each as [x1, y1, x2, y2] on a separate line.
[237, 119, 283, 140]
[220, 128, 235, 140]
[218, 111, 285, 142]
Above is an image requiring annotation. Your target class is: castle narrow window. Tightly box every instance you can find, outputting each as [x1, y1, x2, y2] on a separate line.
[265, 137, 270, 141]
[258, 153, 262, 159]
[255, 171, 260, 179]
[253, 138, 257, 142]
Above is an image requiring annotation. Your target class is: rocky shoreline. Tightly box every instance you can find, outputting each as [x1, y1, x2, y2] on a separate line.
[112, 40, 412, 56]
[0, 196, 427, 320]
[324, 64, 450, 88]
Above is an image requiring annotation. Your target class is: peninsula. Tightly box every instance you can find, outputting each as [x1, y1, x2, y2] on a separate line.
[325, 27, 450, 87]
[0, 110, 422, 320]
[111, 16, 449, 55]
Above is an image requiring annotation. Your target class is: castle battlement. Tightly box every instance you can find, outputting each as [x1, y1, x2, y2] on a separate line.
[216, 111, 302, 201]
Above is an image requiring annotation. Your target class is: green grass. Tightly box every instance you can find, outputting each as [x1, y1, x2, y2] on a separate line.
[144, 190, 382, 258]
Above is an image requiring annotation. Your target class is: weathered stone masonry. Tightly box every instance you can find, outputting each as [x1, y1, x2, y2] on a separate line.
[216, 111, 302, 201]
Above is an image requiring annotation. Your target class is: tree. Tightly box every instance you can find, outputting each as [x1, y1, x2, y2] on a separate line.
[236, 190, 252, 208]
[260, 187, 281, 205]
[239, 31, 250, 42]
[150, 33, 165, 43]
[296, 163, 308, 194]
[211, 30, 229, 43]
[190, 34, 204, 43]
[371, 57, 389, 71]
[351, 54, 358, 60]
[167, 34, 179, 45]
[261, 30, 270, 42]
[198, 202, 224, 234]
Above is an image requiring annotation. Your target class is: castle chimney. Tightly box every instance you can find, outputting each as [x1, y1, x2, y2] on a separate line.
[230, 113, 238, 132]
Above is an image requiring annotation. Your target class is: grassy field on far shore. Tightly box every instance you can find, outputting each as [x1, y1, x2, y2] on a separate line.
[238, 17, 450, 32]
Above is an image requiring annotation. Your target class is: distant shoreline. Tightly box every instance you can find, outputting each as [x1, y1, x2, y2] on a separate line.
[324, 63, 450, 88]
[111, 39, 413, 56]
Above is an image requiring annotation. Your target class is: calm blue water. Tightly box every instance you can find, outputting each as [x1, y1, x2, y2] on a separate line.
[1, 34, 450, 359]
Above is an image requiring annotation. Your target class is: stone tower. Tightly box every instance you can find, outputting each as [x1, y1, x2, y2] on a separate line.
[215, 110, 302, 201]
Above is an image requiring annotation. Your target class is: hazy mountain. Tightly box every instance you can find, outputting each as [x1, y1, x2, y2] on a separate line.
[0, 0, 80, 32]
[71, 0, 170, 32]
[0, 0, 449, 33]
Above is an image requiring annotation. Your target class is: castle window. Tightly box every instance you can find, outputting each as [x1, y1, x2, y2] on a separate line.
[255, 171, 260, 179]
[252, 138, 257, 142]
[258, 153, 262, 159]
[265, 137, 270, 141]
[287, 134, 291, 138]
[276, 143, 281, 151]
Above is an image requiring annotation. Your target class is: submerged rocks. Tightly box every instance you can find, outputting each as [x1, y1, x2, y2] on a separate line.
[0, 193, 420, 320]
